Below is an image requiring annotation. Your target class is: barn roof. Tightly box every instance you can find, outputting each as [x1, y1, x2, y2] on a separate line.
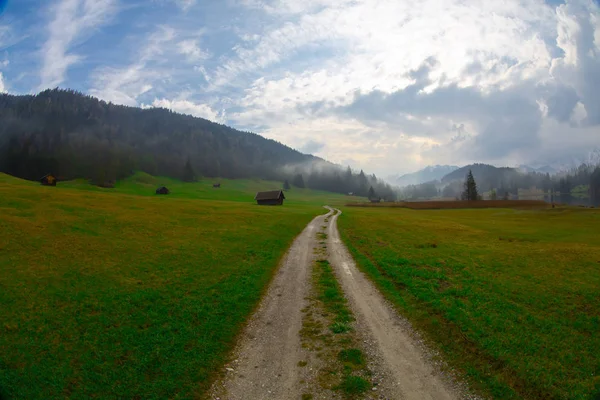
[255, 190, 285, 200]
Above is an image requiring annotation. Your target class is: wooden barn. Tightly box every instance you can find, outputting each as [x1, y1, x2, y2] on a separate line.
[40, 174, 57, 186]
[156, 186, 170, 195]
[255, 190, 285, 206]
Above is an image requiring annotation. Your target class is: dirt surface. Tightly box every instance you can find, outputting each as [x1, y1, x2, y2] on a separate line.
[212, 206, 473, 400]
[210, 209, 334, 400]
[326, 207, 463, 400]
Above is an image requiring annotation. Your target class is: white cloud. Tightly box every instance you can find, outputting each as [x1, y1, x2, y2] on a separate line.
[0, 25, 10, 48]
[215, 0, 600, 174]
[89, 26, 175, 106]
[145, 98, 223, 122]
[152, 0, 197, 10]
[216, 0, 556, 91]
[0, 72, 6, 93]
[39, 0, 117, 90]
[178, 39, 210, 61]
[175, 0, 197, 10]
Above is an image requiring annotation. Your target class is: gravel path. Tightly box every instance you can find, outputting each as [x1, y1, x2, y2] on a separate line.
[326, 207, 463, 400]
[210, 209, 334, 400]
[211, 206, 472, 400]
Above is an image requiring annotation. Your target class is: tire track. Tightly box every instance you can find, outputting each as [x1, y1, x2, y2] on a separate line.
[326, 207, 464, 400]
[210, 208, 334, 400]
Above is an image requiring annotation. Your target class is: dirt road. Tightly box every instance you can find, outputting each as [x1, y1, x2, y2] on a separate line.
[210, 209, 334, 400]
[326, 207, 461, 400]
[212, 207, 468, 399]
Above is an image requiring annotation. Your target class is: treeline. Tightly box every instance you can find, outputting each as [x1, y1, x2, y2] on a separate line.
[400, 162, 600, 206]
[285, 166, 396, 201]
[0, 89, 394, 198]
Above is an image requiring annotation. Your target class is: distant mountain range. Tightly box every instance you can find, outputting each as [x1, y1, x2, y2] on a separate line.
[390, 148, 600, 188]
[526, 148, 600, 174]
[387, 165, 458, 187]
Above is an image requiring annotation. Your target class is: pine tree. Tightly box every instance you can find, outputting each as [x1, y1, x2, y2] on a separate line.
[357, 170, 369, 196]
[367, 186, 376, 200]
[292, 173, 305, 188]
[283, 179, 291, 190]
[462, 170, 478, 201]
[183, 158, 196, 182]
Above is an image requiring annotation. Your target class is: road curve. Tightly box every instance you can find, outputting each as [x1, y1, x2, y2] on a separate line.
[326, 207, 461, 400]
[210, 208, 334, 400]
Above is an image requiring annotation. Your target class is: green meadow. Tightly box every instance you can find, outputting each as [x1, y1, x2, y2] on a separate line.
[0, 172, 344, 399]
[338, 206, 600, 399]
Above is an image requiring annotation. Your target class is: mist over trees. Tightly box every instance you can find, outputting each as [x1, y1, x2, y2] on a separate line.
[591, 167, 600, 206]
[398, 162, 600, 206]
[0, 89, 394, 199]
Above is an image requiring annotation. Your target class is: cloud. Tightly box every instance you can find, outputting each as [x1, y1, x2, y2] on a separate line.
[173, 0, 197, 10]
[550, 1, 600, 125]
[39, 0, 117, 90]
[219, 0, 600, 175]
[0, 72, 5, 93]
[145, 98, 223, 122]
[0, 25, 11, 47]
[299, 139, 325, 154]
[178, 39, 210, 61]
[88, 26, 175, 106]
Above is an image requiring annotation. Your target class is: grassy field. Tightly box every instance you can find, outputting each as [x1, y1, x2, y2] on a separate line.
[0, 172, 344, 399]
[338, 206, 600, 399]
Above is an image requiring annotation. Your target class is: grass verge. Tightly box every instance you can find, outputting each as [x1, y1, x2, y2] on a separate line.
[301, 256, 371, 399]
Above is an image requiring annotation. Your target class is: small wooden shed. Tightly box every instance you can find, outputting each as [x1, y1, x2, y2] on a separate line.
[255, 190, 285, 206]
[156, 186, 170, 195]
[40, 174, 57, 186]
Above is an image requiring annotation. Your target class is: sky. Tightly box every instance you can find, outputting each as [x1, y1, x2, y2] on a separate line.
[0, 0, 599, 176]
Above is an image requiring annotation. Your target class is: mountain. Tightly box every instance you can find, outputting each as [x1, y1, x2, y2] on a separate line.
[517, 165, 557, 174]
[529, 148, 600, 174]
[388, 165, 459, 187]
[442, 163, 517, 182]
[534, 165, 557, 174]
[0, 89, 395, 199]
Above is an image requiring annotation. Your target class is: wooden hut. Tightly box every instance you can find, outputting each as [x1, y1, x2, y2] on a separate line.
[98, 180, 115, 188]
[40, 174, 57, 186]
[156, 186, 170, 195]
[255, 190, 285, 206]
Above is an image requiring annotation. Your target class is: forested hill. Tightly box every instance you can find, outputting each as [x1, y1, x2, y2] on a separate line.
[0, 89, 395, 199]
[441, 164, 518, 185]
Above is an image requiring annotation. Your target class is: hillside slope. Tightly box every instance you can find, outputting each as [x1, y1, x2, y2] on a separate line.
[0, 89, 394, 199]
[0, 89, 316, 181]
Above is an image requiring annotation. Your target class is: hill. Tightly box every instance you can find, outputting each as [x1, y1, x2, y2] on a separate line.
[441, 163, 517, 184]
[388, 165, 458, 187]
[0, 89, 394, 199]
